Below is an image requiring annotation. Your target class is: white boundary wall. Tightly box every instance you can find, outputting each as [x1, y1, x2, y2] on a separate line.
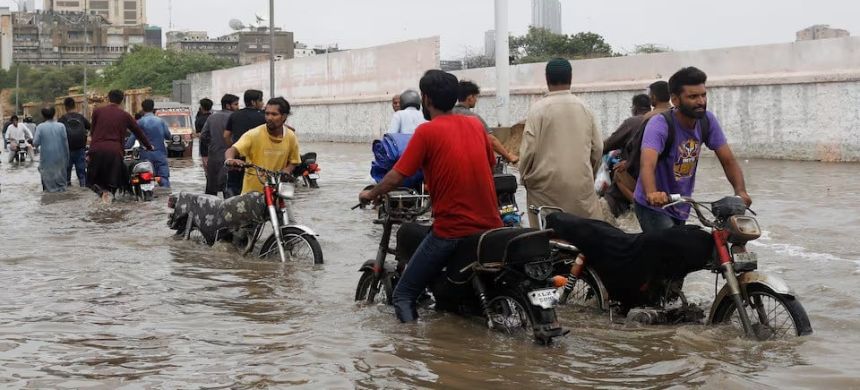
[187, 36, 860, 161]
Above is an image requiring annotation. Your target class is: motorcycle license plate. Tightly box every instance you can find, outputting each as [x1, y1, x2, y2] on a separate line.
[734, 251, 758, 263]
[527, 288, 558, 309]
[308, 173, 320, 180]
[141, 183, 155, 191]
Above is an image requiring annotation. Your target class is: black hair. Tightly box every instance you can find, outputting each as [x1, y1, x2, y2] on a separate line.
[11, 115, 18, 122]
[632, 94, 651, 111]
[41, 106, 56, 120]
[141, 99, 155, 112]
[458, 80, 480, 102]
[63, 97, 76, 110]
[243, 89, 263, 106]
[199, 98, 213, 111]
[668, 67, 707, 96]
[546, 58, 573, 86]
[648, 80, 670, 103]
[221, 93, 239, 109]
[419, 70, 459, 112]
[108, 89, 124, 104]
[134, 112, 143, 120]
[266, 97, 291, 115]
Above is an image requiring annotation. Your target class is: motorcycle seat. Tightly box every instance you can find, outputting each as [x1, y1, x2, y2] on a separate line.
[301, 152, 317, 163]
[493, 174, 518, 196]
[172, 191, 268, 244]
[476, 228, 551, 267]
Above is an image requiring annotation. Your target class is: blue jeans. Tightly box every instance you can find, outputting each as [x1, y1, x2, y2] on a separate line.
[392, 233, 464, 322]
[634, 202, 685, 233]
[67, 148, 87, 186]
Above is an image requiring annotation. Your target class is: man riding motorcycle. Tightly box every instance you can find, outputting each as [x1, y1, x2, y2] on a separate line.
[359, 69, 502, 323]
[6, 115, 34, 162]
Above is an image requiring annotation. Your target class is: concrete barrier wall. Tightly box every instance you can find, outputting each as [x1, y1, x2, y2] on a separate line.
[187, 36, 860, 161]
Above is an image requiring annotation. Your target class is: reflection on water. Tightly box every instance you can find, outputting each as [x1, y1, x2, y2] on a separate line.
[0, 144, 859, 388]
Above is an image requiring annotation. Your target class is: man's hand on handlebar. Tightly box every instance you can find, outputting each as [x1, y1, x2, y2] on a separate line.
[737, 191, 753, 207]
[358, 190, 380, 207]
[225, 159, 244, 168]
[646, 191, 670, 207]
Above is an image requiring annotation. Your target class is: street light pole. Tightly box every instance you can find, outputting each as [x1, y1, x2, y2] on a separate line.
[494, 0, 510, 127]
[269, 0, 275, 99]
[82, 5, 88, 115]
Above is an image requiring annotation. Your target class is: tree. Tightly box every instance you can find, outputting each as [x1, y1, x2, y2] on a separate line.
[632, 43, 672, 55]
[96, 46, 233, 95]
[509, 27, 616, 64]
[0, 64, 86, 108]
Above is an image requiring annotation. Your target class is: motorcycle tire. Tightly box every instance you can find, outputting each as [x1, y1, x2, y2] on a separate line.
[355, 270, 394, 305]
[711, 284, 813, 339]
[485, 293, 535, 338]
[259, 226, 324, 265]
[309, 178, 319, 189]
[557, 266, 609, 312]
[143, 191, 153, 202]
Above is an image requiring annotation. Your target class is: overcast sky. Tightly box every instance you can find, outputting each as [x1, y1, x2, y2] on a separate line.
[137, 0, 856, 58]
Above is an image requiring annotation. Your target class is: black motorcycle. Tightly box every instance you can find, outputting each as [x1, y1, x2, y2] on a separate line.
[292, 152, 320, 188]
[354, 192, 566, 344]
[13, 140, 30, 164]
[122, 145, 156, 201]
[531, 196, 813, 340]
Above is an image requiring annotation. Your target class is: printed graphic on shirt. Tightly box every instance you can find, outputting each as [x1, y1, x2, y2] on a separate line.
[674, 138, 701, 180]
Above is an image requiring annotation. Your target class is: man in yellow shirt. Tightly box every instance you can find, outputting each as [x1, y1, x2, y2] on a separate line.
[224, 97, 301, 195]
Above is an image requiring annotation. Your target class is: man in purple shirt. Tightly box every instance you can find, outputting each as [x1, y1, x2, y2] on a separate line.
[634, 67, 751, 232]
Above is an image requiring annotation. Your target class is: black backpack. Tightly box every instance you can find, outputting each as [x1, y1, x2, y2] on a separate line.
[65, 116, 88, 150]
[625, 110, 710, 179]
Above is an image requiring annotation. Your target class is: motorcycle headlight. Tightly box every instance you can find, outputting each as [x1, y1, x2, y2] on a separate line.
[727, 215, 761, 243]
[172, 135, 181, 142]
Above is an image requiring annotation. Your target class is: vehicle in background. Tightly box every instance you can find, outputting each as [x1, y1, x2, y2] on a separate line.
[154, 102, 194, 158]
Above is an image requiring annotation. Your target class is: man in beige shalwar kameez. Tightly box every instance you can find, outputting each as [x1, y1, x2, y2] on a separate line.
[519, 58, 605, 227]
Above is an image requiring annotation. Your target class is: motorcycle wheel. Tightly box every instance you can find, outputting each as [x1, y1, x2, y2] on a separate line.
[558, 267, 609, 312]
[259, 227, 324, 264]
[711, 285, 813, 340]
[355, 270, 394, 304]
[485, 294, 535, 339]
[143, 191, 153, 202]
[309, 178, 319, 189]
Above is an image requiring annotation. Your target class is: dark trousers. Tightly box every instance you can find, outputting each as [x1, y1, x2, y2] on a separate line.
[67, 148, 87, 186]
[392, 233, 464, 322]
[634, 202, 685, 232]
[225, 169, 244, 198]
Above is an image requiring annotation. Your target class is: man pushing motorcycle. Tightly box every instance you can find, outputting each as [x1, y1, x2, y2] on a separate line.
[224, 97, 301, 194]
[359, 69, 503, 323]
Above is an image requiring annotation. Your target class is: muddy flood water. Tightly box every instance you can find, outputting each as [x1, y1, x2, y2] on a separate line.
[1, 142, 859, 389]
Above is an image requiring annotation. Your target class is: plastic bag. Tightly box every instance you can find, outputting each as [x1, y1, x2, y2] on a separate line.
[594, 158, 612, 196]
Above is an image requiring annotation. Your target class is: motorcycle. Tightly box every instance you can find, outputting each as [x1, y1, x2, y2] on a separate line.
[167, 163, 324, 264]
[292, 152, 321, 188]
[13, 140, 30, 163]
[123, 145, 156, 201]
[532, 195, 813, 340]
[353, 192, 567, 344]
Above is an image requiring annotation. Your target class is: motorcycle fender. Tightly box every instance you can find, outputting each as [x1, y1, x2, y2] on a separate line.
[284, 224, 318, 236]
[358, 259, 396, 273]
[707, 271, 795, 323]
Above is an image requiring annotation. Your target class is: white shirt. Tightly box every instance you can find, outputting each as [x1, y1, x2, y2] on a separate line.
[387, 107, 427, 135]
[6, 124, 33, 141]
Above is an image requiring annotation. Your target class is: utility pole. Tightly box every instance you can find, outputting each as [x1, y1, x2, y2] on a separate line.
[494, 0, 511, 127]
[83, 2, 88, 115]
[269, 0, 275, 99]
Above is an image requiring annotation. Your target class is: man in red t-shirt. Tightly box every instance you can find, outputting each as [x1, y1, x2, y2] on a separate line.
[359, 70, 503, 322]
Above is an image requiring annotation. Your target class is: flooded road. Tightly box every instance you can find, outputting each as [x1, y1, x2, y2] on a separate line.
[1, 142, 859, 388]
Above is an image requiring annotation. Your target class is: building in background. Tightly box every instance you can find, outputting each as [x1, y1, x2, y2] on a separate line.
[796, 25, 850, 41]
[43, 0, 147, 26]
[13, 11, 145, 66]
[166, 28, 295, 65]
[531, 0, 561, 34]
[293, 42, 315, 58]
[144, 25, 162, 47]
[484, 29, 495, 57]
[0, 8, 12, 70]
